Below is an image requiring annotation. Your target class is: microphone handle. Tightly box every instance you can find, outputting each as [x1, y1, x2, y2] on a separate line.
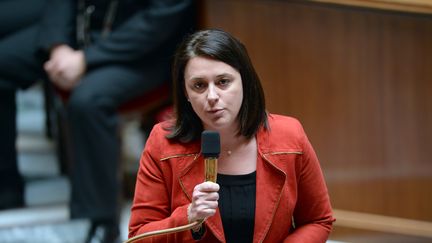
[205, 157, 218, 182]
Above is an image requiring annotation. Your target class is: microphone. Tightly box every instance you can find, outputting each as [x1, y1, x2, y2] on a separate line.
[201, 130, 220, 183]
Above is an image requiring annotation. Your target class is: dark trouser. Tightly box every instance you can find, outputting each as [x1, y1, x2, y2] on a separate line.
[0, 0, 47, 209]
[0, 91, 24, 209]
[67, 62, 169, 224]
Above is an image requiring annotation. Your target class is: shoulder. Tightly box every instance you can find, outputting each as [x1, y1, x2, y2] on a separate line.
[258, 113, 307, 151]
[267, 113, 302, 126]
[267, 113, 304, 135]
[146, 121, 171, 142]
[144, 121, 200, 161]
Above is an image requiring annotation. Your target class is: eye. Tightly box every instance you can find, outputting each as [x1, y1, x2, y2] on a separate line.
[192, 81, 206, 91]
[217, 78, 231, 87]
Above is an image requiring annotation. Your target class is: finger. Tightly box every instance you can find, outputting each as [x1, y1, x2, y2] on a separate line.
[203, 201, 219, 209]
[47, 58, 61, 71]
[44, 61, 52, 71]
[49, 73, 69, 91]
[192, 190, 219, 202]
[206, 191, 219, 201]
[195, 208, 217, 219]
[47, 72, 58, 84]
[197, 191, 219, 200]
[49, 72, 62, 85]
[53, 69, 65, 82]
[45, 61, 62, 80]
[197, 181, 220, 192]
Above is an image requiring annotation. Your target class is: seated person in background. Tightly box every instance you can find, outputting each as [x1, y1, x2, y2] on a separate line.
[2, 0, 195, 242]
[38, 0, 195, 242]
[128, 29, 335, 242]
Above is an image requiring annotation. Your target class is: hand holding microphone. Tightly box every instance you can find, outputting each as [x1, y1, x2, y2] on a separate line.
[188, 130, 221, 223]
[188, 182, 219, 223]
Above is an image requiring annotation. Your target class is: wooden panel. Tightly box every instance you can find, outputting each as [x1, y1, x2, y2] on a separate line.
[331, 226, 432, 243]
[310, 0, 432, 15]
[198, 0, 432, 235]
[333, 209, 432, 238]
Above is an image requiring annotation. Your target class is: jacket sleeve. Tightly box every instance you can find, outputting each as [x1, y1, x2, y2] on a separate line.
[35, 0, 75, 60]
[128, 126, 195, 242]
[284, 123, 335, 242]
[84, 0, 194, 68]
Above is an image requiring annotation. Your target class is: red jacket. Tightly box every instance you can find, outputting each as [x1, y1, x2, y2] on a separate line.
[129, 114, 335, 242]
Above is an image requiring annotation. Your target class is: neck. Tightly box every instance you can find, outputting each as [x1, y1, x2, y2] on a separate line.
[219, 131, 252, 157]
[217, 132, 258, 175]
[205, 123, 250, 156]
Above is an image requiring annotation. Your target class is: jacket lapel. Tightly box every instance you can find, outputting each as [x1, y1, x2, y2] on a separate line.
[178, 153, 203, 201]
[252, 127, 287, 242]
[253, 153, 286, 242]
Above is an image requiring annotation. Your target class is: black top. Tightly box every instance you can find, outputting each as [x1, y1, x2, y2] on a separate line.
[218, 171, 256, 243]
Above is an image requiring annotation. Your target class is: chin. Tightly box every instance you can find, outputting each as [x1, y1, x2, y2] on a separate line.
[204, 120, 234, 131]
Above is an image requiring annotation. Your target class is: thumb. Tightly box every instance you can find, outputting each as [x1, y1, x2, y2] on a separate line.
[44, 61, 52, 71]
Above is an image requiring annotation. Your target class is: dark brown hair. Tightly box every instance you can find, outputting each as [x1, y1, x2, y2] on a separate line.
[167, 29, 267, 142]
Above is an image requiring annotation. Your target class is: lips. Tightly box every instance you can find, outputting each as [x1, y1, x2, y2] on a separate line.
[207, 108, 224, 115]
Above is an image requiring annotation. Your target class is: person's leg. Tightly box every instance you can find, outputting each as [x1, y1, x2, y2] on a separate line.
[0, 3, 46, 210]
[0, 25, 46, 90]
[66, 63, 168, 241]
[0, 90, 24, 210]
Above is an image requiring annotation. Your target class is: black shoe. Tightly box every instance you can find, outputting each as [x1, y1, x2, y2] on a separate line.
[86, 220, 120, 243]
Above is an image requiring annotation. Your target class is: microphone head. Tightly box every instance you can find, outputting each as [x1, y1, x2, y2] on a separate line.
[201, 130, 220, 158]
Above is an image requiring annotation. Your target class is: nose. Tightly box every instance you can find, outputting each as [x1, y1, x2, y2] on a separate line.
[207, 84, 219, 104]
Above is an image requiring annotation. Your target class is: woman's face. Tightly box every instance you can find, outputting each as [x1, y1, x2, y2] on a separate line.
[184, 56, 243, 131]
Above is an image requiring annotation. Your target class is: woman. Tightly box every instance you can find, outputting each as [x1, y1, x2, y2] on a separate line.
[128, 29, 335, 242]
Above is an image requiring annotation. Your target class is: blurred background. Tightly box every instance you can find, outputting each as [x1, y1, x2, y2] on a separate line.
[197, 0, 432, 242]
[1, 0, 432, 242]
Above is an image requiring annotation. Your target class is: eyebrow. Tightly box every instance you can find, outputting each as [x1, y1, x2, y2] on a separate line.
[187, 72, 234, 82]
[216, 73, 235, 78]
[187, 76, 205, 82]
